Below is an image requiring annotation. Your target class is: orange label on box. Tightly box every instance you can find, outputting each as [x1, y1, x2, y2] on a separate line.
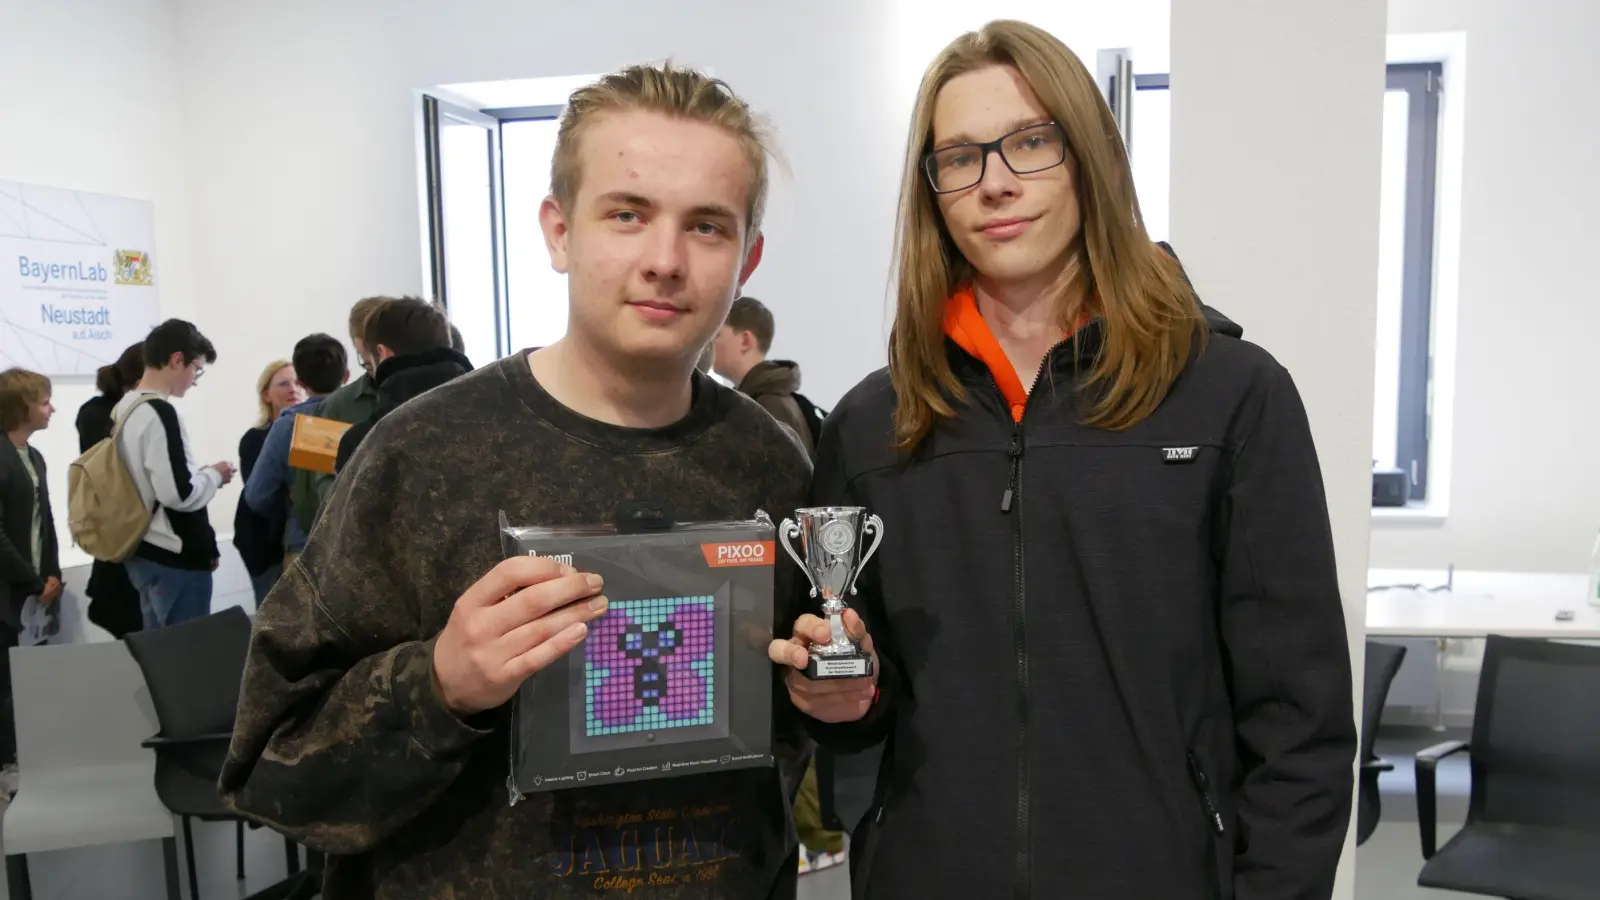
[288, 414, 353, 475]
[701, 540, 776, 568]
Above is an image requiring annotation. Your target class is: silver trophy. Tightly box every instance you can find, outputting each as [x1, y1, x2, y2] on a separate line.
[779, 507, 883, 680]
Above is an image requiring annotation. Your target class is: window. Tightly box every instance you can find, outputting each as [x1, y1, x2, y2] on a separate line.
[1111, 62, 1444, 507]
[1373, 64, 1442, 503]
[1128, 73, 1170, 243]
[421, 94, 571, 363]
[423, 98, 504, 368]
[499, 116, 567, 351]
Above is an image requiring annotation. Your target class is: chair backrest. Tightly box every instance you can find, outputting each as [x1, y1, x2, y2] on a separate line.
[1361, 641, 1408, 762]
[10, 640, 161, 774]
[122, 606, 252, 738]
[1469, 635, 1600, 830]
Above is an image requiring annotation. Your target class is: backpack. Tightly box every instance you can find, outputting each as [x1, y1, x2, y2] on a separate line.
[67, 394, 159, 563]
[790, 391, 827, 448]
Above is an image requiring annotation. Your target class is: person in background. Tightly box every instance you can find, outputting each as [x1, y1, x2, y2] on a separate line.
[711, 296, 817, 456]
[75, 342, 146, 638]
[0, 368, 61, 799]
[309, 297, 391, 512]
[222, 62, 812, 900]
[774, 21, 1354, 900]
[243, 335, 347, 568]
[116, 319, 233, 629]
[235, 360, 304, 604]
[334, 298, 471, 473]
[710, 297, 839, 873]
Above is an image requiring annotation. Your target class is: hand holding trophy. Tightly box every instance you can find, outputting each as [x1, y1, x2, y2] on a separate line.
[777, 507, 883, 679]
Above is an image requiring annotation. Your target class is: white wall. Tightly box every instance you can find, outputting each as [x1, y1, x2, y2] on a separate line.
[160, 0, 1172, 536]
[0, 0, 199, 569]
[5, 0, 1168, 553]
[1373, 0, 1600, 574]
[1170, 0, 1386, 896]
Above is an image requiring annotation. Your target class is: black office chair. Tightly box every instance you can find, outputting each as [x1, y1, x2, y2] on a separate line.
[1357, 640, 1407, 845]
[124, 607, 314, 900]
[1415, 634, 1600, 898]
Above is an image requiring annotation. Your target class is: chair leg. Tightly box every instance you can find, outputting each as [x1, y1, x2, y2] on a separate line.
[6, 854, 33, 900]
[236, 820, 246, 880]
[161, 838, 182, 900]
[284, 835, 300, 875]
[182, 815, 200, 900]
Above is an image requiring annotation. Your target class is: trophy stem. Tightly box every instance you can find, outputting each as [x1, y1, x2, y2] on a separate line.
[822, 601, 851, 653]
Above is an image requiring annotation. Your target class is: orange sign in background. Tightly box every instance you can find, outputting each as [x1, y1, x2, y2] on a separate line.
[701, 541, 776, 568]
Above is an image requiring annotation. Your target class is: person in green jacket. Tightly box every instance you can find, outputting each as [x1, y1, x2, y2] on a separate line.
[302, 296, 389, 523]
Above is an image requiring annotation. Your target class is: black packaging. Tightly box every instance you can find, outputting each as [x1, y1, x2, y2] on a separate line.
[498, 509, 777, 800]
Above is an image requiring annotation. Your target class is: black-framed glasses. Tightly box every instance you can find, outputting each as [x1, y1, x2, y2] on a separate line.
[923, 122, 1068, 194]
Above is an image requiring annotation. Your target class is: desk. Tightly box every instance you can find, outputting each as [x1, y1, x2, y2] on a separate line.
[1366, 569, 1597, 729]
[1367, 569, 1599, 639]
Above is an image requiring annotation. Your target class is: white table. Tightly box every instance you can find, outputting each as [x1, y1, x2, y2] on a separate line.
[1367, 569, 1600, 638]
[1366, 568, 1597, 729]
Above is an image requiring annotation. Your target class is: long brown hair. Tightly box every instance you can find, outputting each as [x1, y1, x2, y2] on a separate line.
[889, 20, 1207, 450]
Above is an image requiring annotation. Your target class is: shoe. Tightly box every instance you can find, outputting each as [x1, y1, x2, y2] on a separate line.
[799, 846, 845, 876]
[812, 850, 846, 872]
[0, 764, 19, 801]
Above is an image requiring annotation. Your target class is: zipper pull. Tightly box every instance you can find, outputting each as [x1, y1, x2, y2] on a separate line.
[1187, 752, 1226, 835]
[1000, 427, 1023, 513]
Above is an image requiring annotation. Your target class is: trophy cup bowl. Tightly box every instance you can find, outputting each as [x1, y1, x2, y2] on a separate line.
[779, 506, 883, 680]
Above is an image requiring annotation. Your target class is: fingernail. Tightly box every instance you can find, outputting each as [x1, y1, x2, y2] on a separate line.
[568, 622, 588, 643]
[586, 574, 604, 591]
[588, 596, 608, 613]
[560, 563, 577, 575]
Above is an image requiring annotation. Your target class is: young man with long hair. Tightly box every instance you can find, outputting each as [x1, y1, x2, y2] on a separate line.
[224, 64, 812, 899]
[771, 20, 1355, 899]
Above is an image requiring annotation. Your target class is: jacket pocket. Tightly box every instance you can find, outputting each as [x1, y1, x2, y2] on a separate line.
[1187, 750, 1226, 900]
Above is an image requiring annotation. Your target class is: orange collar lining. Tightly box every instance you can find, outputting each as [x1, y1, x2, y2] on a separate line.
[943, 287, 1030, 422]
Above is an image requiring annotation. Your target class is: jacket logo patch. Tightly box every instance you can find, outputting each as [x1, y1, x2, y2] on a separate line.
[1163, 446, 1199, 464]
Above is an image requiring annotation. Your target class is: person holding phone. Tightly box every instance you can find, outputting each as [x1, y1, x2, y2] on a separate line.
[113, 319, 234, 628]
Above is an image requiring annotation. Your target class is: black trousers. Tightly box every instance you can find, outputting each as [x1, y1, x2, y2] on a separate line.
[0, 625, 16, 764]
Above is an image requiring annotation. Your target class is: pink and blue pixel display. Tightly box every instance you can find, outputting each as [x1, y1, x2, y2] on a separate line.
[584, 596, 716, 736]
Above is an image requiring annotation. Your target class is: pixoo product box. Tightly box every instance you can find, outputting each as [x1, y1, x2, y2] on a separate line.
[499, 510, 777, 799]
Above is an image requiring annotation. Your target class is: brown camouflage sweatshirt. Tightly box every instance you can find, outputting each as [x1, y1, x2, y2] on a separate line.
[221, 352, 813, 899]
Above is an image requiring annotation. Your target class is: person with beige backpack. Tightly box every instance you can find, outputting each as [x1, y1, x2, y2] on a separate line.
[69, 319, 233, 629]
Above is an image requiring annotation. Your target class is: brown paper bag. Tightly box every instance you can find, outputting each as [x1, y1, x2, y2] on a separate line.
[288, 414, 352, 475]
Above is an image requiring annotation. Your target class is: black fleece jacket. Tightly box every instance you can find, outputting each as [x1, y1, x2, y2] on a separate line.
[335, 347, 473, 473]
[809, 307, 1355, 900]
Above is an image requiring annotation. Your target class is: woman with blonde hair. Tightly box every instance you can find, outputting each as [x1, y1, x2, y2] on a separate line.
[0, 367, 60, 797]
[772, 20, 1354, 899]
[233, 359, 301, 602]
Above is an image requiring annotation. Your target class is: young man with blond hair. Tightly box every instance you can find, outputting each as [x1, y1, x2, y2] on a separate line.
[224, 64, 812, 899]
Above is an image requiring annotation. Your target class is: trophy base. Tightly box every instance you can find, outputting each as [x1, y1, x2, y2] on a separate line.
[804, 650, 874, 681]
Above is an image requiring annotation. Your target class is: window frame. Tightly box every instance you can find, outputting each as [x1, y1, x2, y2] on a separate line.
[421, 97, 564, 361]
[1384, 63, 1443, 502]
[1119, 63, 1443, 505]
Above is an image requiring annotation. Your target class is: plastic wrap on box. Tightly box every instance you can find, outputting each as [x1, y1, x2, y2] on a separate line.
[499, 509, 777, 800]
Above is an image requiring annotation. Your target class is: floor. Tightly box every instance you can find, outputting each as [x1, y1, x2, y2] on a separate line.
[0, 730, 1473, 900]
